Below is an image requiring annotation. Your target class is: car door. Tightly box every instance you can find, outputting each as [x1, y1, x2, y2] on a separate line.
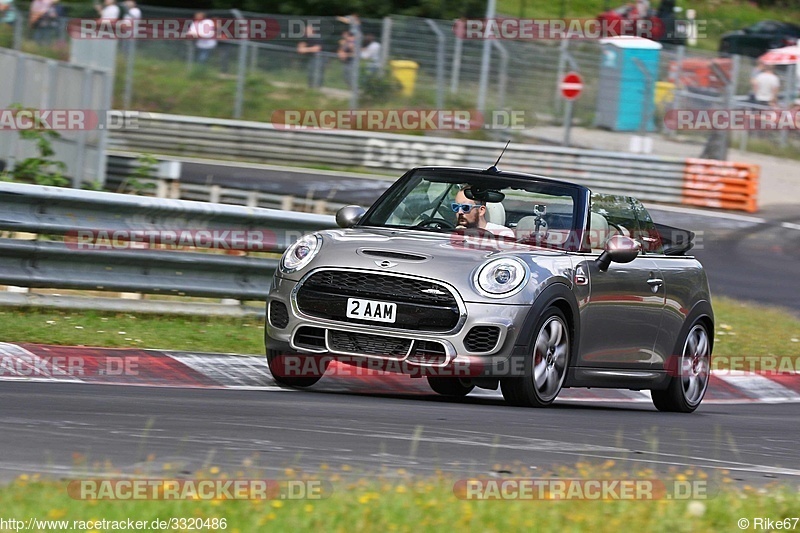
[573, 195, 666, 370]
[576, 257, 666, 369]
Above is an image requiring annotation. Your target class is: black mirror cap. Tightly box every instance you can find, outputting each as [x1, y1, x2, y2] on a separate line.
[596, 235, 641, 272]
[336, 205, 366, 228]
[464, 187, 506, 203]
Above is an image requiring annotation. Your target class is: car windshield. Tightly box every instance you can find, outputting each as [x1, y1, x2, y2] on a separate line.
[359, 169, 585, 251]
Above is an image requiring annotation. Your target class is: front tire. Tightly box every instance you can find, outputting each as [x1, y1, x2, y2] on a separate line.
[266, 349, 329, 388]
[500, 307, 570, 407]
[427, 377, 475, 396]
[652, 321, 711, 413]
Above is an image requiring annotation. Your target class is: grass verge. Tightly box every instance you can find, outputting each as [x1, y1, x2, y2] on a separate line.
[0, 464, 797, 532]
[0, 308, 265, 354]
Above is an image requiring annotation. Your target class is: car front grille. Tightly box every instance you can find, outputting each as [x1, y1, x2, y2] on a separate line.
[295, 270, 461, 331]
[408, 340, 448, 365]
[327, 330, 411, 358]
[464, 326, 501, 353]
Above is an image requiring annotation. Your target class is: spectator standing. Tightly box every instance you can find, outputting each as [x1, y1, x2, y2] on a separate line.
[119, 0, 140, 53]
[123, 0, 140, 21]
[186, 12, 217, 65]
[29, 0, 57, 44]
[751, 63, 780, 107]
[337, 30, 355, 88]
[96, 0, 119, 21]
[748, 60, 764, 104]
[360, 33, 381, 75]
[297, 24, 324, 88]
[0, 0, 17, 26]
[337, 13, 361, 37]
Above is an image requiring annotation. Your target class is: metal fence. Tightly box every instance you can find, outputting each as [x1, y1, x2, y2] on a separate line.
[0, 47, 111, 186]
[2, 5, 798, 163]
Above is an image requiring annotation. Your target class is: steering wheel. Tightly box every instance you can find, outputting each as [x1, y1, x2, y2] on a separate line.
[415, 215, 455, 230]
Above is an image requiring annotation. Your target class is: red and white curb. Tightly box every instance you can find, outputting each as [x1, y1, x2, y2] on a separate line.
[1, 342, 798, 404]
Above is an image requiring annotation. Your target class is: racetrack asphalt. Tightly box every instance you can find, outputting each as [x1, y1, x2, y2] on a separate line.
[0, 381, 798, 487]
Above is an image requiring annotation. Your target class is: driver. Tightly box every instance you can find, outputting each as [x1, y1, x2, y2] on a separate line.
[452, 188, 514, 238]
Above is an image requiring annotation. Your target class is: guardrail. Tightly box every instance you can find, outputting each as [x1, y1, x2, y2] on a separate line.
[110, 112, 760, 213]
[0, 182, 333, 300]
[105, 154, 349, 214]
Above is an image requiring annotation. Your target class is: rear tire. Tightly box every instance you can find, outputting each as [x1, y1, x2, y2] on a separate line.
[501, 307, 570, 407]
[652, 321, 711, 413]
[427, 377, 474, 396]
[266, 349, 328, 388]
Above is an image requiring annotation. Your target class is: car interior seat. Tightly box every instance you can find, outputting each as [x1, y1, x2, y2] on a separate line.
[589, 212, 609, 250]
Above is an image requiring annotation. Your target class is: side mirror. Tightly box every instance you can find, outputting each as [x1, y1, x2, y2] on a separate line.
[335, 205, 366, 228]
[596, 235, 641, 272]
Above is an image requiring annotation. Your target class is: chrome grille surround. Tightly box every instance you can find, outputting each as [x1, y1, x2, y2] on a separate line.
[291, 267, 467, 334]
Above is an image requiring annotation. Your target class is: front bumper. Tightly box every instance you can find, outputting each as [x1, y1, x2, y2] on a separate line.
[266, 273, 532, 377]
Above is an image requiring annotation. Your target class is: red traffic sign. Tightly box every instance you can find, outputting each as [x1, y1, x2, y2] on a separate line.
[560, 72, 583, 101]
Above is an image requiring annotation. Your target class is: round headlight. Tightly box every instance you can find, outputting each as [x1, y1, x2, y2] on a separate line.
[280, 233, 322, 273]
[474, 257, 528, 297]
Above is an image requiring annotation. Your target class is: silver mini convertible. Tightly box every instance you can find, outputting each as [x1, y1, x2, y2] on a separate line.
[265, 166, 714, 412]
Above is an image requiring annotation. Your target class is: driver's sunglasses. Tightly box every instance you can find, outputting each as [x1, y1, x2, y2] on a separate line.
[451, 202, 481, 213]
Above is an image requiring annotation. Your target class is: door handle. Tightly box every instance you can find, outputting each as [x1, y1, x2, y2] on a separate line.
[647, 278, 663, 292]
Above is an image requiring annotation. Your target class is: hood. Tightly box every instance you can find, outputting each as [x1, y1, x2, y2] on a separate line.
[280, 227, 571, 303]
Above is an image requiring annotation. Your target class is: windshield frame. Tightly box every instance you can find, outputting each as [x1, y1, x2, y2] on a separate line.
[357, 167, 592, 252]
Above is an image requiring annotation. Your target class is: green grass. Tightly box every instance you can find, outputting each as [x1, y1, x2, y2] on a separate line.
[1, 464, 798, 532]
[711, 295, 800, 371]
[115, 55, 470, 127]
[0, 308, 266, 354]
[0, 295, 798, 368]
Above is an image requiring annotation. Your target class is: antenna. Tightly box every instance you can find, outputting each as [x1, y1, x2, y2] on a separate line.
[486, 140, 511, 173]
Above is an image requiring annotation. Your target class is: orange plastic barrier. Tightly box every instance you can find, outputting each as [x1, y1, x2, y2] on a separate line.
[682, 159, 759, 213]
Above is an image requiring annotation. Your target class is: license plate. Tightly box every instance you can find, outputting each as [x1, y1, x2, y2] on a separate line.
[346, 298, 397, 324]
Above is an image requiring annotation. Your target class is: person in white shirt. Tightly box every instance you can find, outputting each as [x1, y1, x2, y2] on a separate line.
[123, 0, 140, 21]
[186, 12, 217, 64]
[96, 0, 119, 21]
[360, 34, 381, 74]
[29, 0, 57, 43]
[751, 64, 780, 107]
[452, 188, 515, 238]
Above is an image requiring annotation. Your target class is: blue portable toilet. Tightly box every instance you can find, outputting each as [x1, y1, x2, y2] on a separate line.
[595, 36, 662, 132]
